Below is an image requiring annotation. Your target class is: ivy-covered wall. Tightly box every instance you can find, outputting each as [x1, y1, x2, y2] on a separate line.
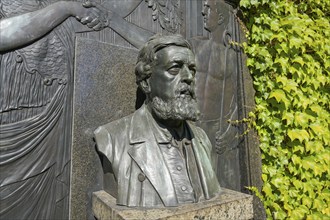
[239, 0, 330, 219]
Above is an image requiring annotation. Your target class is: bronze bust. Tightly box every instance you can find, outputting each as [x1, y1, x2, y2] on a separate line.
[94, 34, 221, 207]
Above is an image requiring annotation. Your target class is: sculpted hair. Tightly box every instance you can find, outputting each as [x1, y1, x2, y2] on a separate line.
[214, 0, 230, 25]
[135, 34, 192, 87]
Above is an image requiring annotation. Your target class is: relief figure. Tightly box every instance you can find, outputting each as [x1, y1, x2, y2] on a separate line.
[190, 0, 242, 190]
[0, 1, 109, 218]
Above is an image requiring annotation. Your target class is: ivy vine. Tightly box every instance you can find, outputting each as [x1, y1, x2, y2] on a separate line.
[240, 0, 330, 219]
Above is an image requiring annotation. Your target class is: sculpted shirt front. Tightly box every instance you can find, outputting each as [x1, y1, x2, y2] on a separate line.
[94, 104, 221, 207]
[146, 110, 205, 204]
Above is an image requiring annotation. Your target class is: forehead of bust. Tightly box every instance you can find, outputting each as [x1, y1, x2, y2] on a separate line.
[154, 45, 195, 66]
[204, 0, 216, 7]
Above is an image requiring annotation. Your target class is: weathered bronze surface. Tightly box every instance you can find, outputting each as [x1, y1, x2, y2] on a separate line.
[94, 35, 221, 207]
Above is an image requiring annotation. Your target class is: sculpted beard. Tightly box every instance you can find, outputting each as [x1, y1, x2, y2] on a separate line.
[151, 84, 200, 121]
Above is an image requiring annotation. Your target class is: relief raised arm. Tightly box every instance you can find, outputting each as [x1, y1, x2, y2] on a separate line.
[0, 1, 108, 52]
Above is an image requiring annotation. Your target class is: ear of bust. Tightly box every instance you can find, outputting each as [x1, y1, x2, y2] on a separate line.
[140, 78, 151, 94]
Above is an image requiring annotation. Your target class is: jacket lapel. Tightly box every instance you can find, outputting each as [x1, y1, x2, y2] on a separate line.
[188, 122, 221, 199]
[127, 105, 178, 206]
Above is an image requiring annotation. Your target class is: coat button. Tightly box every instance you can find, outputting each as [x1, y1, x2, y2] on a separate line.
[138, 173, 146, 182]
[181, 186, 187, 191]
[176, 166, 182, 171]
[183, 139, 191, 146]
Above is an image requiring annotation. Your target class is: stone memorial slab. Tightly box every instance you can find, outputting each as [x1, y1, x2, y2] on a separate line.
[71, 37, 138, 219]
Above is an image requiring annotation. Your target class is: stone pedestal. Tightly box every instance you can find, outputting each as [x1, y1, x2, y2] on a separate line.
[92, 189, 253, 220]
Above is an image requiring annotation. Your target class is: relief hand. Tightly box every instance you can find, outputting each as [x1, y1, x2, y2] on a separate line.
[75, 1, 112, 31]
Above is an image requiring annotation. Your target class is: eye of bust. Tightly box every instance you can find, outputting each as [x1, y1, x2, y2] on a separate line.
[189, 65, 197, 75]
[168, 64, 181, 75]
[204, 4, 210, 9]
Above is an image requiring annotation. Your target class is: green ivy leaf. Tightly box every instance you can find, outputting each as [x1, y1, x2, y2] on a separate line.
[294, 112, 312, 128]
[240, 0, 250, 8]
[310, 122, 325, 136]
[282, 111, 294, 125]
[263, 182, 273, 197]
[269, 89, 289, 106]
[283, 80, 298, 93]
[306, 141, 324, 153]
[291, 154, 301, 165]
[302, 156, 316, 171]
[291, 206, 308, 219]
[288, 129, 309, 142]
[292, 56, 305, 66]
[289, 36, 304, 49]
[302, 197, 313, 208]
[313, 198, 326, 210]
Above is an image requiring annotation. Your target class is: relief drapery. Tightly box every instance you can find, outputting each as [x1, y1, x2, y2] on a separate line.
[0, 0, 74, 218]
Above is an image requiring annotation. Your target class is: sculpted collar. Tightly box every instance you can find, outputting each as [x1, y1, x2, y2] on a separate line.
[127, 104, 178, 206]
[145, 107, 172, 144]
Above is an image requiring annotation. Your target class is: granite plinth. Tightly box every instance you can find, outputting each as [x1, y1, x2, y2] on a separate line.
[92, 188, 253, 220]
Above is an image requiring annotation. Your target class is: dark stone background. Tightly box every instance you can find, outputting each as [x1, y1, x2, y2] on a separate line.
[71, 37, 138, 220]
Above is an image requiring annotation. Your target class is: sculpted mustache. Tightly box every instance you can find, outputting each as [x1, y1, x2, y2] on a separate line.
[175, 85, 195, 98]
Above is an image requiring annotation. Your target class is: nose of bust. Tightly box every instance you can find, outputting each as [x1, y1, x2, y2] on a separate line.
[181, 66, 194, 84]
